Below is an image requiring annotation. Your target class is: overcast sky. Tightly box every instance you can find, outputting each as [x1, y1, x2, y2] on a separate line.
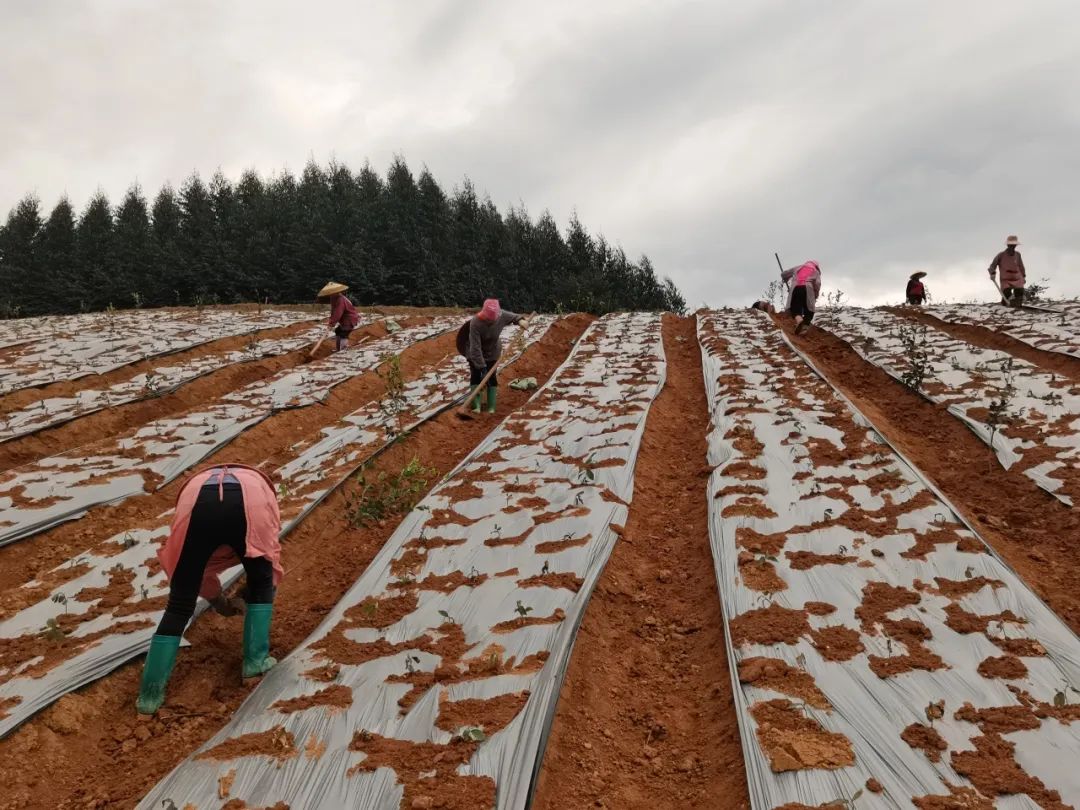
[3, 0, 1079, 307]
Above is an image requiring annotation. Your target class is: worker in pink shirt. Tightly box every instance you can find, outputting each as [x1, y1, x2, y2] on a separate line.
[988, 235, 1027, 308]
[317, 281, 360, 351]
[136, 463, 283, 714]
[780, 260, 822, 334]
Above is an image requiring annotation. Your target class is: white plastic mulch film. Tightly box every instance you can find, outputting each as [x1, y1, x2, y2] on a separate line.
[137, 313, 665, 810]
[0, 318, 552, 738]
[0, 318, 356, 442]
[926, 302, 1080, 360]
[0, 318, 459, 547]
[0, 307, 319, 395]
[699, 309, 1080, 810]
[821, 307, 1080, 506]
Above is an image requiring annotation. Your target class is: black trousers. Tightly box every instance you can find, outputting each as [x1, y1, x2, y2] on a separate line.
[469, 364, 498, 389]
[789, 286, 814, 324]
[156, 483, 275, 636]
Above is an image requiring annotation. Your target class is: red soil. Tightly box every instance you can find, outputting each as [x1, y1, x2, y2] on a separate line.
[532, 315, 750, 810]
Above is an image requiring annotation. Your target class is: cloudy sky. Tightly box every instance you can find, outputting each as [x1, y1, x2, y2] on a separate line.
[3, 0, 1079, 307]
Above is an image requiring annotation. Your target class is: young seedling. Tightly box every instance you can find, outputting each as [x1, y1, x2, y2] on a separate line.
[51, 592, 69, 613]
[897, 323, 933, 392]
[1052, 681, 1080, 708]
[541, 561, 550, 575]
[41, 617, 66, 642]
[514, 601, 534, 619]
[438, 610, 454, 623]
[122, 532, 138, 549]
[460, 727, 486, 743]
[823, 788, 863, 808]
[404, 654, 421, 675]
[925, 700, 945, 726]
[361, 601, 378, 620]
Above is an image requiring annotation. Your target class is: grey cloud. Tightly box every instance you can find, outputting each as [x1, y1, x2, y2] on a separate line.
[2, 0, 1079, 308]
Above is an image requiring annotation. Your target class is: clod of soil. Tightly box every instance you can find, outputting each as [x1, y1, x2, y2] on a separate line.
[435, 691, 531, 735]
[912, 784, 994, 809]
[950, 733, 1071, 809]
[901, 723, 947, 762]
[730, 604, 810, 647]
[976, 654, 1028, 680]
[737, 657, 830, 709]
[271, 684, 353, 714]
[808, 625, 865, 661]
[749, 699, 854, 773]
[866, 777, 884, 793]
[348, 732, 495, 810]
[195, 726, 297, 764]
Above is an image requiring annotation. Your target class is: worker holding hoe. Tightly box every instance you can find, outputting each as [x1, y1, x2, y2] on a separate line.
[136, 463, 283, 714]
[459, 298, 528, 415]
[317, 281, 360, 352]
[780, 260, 821, 335]
[988, 235, 1026, 308]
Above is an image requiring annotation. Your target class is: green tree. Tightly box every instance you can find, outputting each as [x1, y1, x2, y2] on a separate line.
[35, 197, 78, 314]
[113, 185, 152, 307]
[76, 192, 114, 310]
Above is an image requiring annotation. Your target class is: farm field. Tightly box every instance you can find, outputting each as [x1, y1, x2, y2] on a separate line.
[0, 302, 1079, 809]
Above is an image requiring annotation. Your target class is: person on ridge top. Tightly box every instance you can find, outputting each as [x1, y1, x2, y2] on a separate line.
[317, 281, 360, 352]
[906, 272, 928, 306]
[780, 260, 821, 335]
[463, 298, 526, 415]
[988, 235, 1027, 308]
[136, 463, 283, 714]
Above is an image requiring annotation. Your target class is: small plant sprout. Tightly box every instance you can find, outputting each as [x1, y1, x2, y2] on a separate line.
[756, 554, 779, 564]
[140, 585, 149, 600]
[438, 609, 454, 623]
[41, 617, 66, 641]
[925, 700, 945, 726]
[122, 532, 138, 549]
[51, 592, 69, 613]
[541, 560, 550, 575]
[514, 601, 534, 619]
[404, 654, 421, 675]
[460, 727, 486, 743]
[361, 601, 378, 619]
[1052, 681, 1080, 708]
[468, 567, 481, 583]
[823, 788, 863, 808]
[964, 566, 974, 579]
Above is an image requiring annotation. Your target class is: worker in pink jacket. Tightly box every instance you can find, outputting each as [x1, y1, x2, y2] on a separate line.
[136, 463, 283, 714]
[988, 235, 1027, 308]
[317, 281, 360, 351]
[780, 260, 822, 334]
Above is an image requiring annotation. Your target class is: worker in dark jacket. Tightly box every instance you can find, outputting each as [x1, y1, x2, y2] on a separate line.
[988, 236, 1026, 307]
[906, 272, 927, 305]
[463, 299, 525, 414]
[317, 281, 360, 351]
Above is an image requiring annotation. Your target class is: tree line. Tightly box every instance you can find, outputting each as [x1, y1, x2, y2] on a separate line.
[0, 157, 685, 318]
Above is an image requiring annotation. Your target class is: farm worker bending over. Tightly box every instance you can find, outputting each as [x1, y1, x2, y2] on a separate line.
[781, 260, 821, 335]
[136, 463, 283, 714]
[988, 235, 1026, 308]
[317, 281, 360, 351]
[906, 272, 928, 305]
[751, 300, 775, 313]
[464, 298, 526, 414]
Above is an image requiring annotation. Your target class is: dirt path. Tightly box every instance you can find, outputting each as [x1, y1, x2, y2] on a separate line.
[0, 315, 591, 810]
[0, 319, 331, 472]
[885, 306, 1080, 382]
[786, 317, 1080, 634]
[531, 314, 749, 810]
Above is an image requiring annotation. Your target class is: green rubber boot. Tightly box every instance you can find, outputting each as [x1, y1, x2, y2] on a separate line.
[485, 386, 497, 414]
[471, 393, 483, 413]
[136, 634, 181, 714]
[242, 603, 277, 679]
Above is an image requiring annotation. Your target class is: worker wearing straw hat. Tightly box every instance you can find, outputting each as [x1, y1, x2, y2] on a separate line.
[988, 236, 1027, 308]
[317, 282, 360, 351]
[906, 272, 928, 306]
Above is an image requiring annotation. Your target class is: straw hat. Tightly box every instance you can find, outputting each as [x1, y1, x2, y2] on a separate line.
[317, 282, 348, 299]
[910, 271, 927, 280]
[1006, 235, 1020, 246]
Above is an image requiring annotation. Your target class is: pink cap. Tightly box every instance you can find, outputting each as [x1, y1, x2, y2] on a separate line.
[478, 298, 501, 322]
